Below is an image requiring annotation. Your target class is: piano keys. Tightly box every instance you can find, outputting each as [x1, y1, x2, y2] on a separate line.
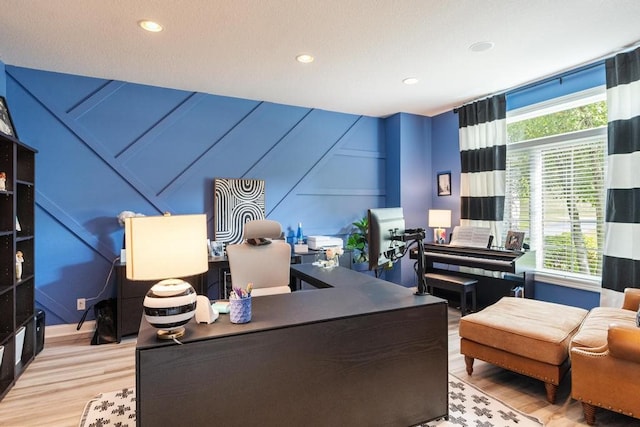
[423, 243, 535, 273]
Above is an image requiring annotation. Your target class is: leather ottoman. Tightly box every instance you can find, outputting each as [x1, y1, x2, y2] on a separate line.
[459, 297, 588, 403]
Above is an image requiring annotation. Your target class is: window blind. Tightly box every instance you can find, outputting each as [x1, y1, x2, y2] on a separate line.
[504, 133, 606, 278]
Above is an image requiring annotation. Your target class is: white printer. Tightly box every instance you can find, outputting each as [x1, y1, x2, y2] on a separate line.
[307, 235, 344, 250]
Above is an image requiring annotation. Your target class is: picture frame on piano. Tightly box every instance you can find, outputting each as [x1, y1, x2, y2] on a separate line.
[505, 230, 525, 251]
[437, 172, 451, 196]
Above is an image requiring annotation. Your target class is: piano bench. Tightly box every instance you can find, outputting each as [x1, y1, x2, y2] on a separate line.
[425, 273, 477, 316]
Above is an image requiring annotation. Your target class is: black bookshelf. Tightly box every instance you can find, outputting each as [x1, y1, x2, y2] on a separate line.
[0, 132, 36, 401]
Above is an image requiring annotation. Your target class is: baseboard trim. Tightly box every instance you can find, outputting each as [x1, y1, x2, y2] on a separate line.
[45, 321, 96, 345]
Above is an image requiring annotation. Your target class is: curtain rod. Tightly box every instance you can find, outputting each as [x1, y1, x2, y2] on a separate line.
[453, 39, 640, 113]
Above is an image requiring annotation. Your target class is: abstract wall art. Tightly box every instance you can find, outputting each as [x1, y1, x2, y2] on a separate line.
[213, 178, 265, 244]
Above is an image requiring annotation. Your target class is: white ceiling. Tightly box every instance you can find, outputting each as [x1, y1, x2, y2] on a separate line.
[1, 0, 640, 117]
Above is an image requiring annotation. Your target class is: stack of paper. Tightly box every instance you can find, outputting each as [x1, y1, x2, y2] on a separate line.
[449, 226, 491, 248]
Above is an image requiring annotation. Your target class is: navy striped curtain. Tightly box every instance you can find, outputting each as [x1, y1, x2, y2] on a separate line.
[458, 95, 507, 245]
[601, 47, 640, 306]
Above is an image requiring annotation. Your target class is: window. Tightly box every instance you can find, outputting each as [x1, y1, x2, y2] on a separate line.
[505, 87, 607, 282]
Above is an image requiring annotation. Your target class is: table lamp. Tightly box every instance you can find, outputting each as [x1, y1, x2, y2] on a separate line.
[428, 209, 451, 244]
[125, 213, 209, 340]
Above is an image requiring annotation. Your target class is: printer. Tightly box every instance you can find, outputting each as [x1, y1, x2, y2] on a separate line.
[307, 235, 344, 250]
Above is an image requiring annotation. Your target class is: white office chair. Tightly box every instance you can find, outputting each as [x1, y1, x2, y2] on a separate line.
[226, 219, 292, 297]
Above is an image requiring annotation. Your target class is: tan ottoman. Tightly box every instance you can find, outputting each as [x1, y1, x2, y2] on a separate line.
[459, 297, 588, 403]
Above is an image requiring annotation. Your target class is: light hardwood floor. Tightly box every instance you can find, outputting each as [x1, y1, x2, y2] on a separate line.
[0, 308, 638, 426]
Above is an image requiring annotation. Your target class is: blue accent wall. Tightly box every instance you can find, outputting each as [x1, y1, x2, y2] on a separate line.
[384, 113, 432, 285]
[398, 113, 432, 230]
[534, 282, 600, 310]
[507, 63, 605, 111]
[0, 60, 5, 96]
[399, 113, 432, 285]
[6, 66, 435, 325]
[431, 110, 459, 217]
[384, 114, 401, 208]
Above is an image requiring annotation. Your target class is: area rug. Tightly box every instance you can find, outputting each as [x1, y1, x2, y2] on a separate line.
[79, 387, 136, 427]
[79, 376, 542, 427]
[423, 374, 543, 427]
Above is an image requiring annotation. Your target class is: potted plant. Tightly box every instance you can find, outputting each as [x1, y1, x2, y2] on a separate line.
[346, 216, 368, 266]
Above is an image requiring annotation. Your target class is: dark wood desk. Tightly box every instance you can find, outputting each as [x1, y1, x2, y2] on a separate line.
[290, 262, 375, 289]
[136, 266, 448, 426]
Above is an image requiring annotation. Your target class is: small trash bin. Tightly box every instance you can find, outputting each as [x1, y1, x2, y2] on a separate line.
[35, 309, 45, 355]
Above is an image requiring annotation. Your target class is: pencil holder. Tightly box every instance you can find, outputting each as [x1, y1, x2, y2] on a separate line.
[229, 296, 252, 324]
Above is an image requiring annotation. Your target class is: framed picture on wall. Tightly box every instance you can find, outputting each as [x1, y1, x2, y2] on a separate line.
[0, 97, 17, 138]
[437, 172, 451, 196]
[213, 178, 265, 245]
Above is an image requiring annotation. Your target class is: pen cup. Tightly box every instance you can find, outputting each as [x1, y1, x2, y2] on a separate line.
[229, 295, 252, 324]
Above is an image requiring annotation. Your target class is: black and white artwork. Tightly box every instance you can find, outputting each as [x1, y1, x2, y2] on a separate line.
[0, 97, 17, 138]
[213, 178, 265, 244]
[437, 172, 451, 196]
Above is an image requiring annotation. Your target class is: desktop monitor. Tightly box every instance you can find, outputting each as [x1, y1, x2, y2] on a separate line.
[367, 207, 406, 270]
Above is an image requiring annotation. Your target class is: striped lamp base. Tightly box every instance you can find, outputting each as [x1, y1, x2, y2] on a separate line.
[143, 278, 197, 340]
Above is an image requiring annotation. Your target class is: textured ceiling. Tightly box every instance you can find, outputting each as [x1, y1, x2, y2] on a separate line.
[1, 0, 639, 117]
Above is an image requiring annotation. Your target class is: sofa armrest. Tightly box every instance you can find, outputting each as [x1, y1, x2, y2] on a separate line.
[571, 343, 608, 358]
[621, 287, 640, 311]
[608, 323, 640, 363]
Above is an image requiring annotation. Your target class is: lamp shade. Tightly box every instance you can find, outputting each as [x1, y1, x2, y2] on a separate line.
[428, 209, 452, 228]
[125, 214, 208, 281]
[125, 214, 209, 339]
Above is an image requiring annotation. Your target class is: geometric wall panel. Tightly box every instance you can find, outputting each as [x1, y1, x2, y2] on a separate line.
[6, 65, 391, 325]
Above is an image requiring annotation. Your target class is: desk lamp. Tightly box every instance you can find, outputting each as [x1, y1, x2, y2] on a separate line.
[428, 209, 451, 244]
[125, 214, 209, 340]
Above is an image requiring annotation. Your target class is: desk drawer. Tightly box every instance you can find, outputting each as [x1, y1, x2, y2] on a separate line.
[121, 280, 155, 298]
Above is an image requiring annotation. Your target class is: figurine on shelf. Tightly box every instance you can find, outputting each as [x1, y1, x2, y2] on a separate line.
[0, 171, 6, 191]
[16, 251, 24, 280]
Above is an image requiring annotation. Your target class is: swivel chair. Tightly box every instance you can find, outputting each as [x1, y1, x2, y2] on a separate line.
[226, 219, 292, 297]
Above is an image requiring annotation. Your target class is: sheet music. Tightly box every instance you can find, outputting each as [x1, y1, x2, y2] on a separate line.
[449, 226, 491, 248]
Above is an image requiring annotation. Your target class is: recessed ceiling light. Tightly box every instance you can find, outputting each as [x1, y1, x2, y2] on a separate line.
[139, 20, 163, 33]
[469, 41, 494, 52]
[296, 54, 315, 64]
[403, 77, 419, 85]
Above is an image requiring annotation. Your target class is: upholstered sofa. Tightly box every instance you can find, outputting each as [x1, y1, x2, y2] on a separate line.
[570, 288, 640, 425]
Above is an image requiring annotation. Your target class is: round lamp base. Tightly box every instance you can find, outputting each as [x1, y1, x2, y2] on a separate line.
[143, 278, 198, 340]
[155, 327, 186, 340]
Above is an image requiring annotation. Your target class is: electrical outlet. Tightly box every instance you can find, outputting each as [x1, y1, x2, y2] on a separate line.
[77, 298, 86, 311]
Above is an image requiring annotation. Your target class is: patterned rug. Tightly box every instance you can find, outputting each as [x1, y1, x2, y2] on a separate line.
[423, 375, 543, 427]
[79, 387, 136, 427]
[79, 375, 542, 427]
